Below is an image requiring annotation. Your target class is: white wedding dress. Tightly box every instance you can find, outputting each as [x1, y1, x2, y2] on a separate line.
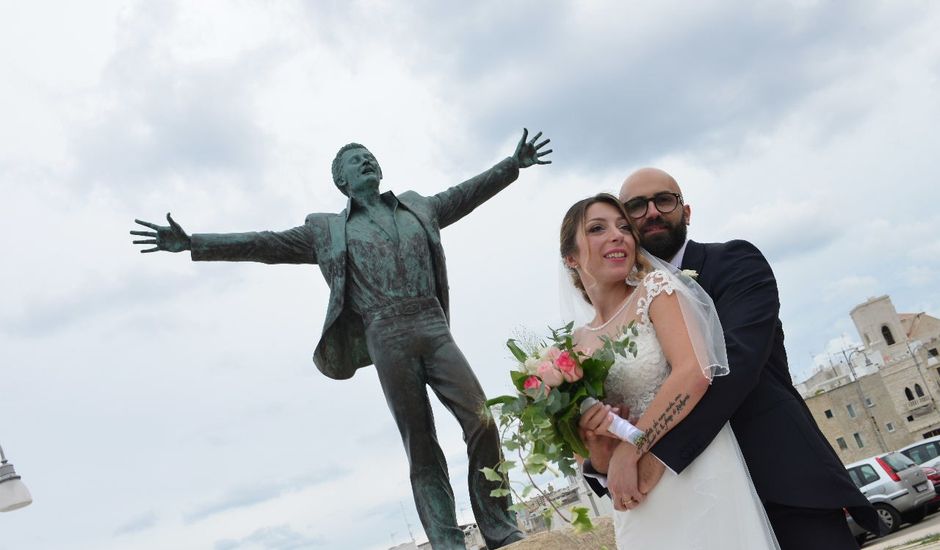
[576, 270, 779, 550]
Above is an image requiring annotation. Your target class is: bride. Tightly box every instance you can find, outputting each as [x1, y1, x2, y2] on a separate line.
[559, 193, 779, 549]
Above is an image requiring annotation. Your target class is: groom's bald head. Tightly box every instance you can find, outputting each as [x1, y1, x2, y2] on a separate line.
[620, 167, 682, 201]
[619, 167, 690, 261]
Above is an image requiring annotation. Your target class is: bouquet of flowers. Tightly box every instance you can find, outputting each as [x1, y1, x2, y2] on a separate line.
[482, 321, 637, 530]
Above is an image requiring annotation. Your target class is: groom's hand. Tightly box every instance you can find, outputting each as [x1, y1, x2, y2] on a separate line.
[580, 427, 619, 473]
[637, 452, 666, 495]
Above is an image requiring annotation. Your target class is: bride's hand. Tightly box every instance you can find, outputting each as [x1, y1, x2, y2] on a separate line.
[579, 403, 622, 439]
[608, 443, 644, 512]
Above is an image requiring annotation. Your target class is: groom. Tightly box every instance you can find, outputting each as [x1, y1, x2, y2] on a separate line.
[130, 130, 551, 550]
[584, 167, 881, 549]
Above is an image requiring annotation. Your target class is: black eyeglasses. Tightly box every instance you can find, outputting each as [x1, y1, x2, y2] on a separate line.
[623, 192, 682, 219]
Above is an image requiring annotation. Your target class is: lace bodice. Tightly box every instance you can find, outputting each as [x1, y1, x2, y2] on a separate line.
[603, 323, 669, 416]
[575, 270, 677, 416]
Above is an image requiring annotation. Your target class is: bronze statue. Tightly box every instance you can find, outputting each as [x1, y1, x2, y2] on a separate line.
[131, 129, 551, 549]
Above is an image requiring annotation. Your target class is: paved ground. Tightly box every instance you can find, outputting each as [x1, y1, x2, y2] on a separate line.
[502, 510, 940, 549]
[864, 511, 940, 550]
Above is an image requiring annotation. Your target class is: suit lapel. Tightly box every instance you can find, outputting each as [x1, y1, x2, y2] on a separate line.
[680, 240, 706, 273]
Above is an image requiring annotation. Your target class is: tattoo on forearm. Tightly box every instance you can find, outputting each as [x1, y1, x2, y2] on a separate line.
[638, 393, 690, 454]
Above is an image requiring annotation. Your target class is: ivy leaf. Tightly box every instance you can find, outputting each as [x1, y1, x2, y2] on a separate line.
[541, 508, 554, 530]
[509, 503, 528, 513]
[497, 460, 516, 474]
[490, 488, 511, 498]
[570, 506, 594, 533]
[481, 467, 502, 482]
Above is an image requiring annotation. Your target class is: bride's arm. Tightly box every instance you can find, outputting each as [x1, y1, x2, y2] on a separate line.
[606, 288, 711, 509]
[629, 289, 711, 453]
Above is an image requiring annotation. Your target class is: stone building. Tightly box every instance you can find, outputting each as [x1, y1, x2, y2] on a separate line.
[800, 295, 940, 463]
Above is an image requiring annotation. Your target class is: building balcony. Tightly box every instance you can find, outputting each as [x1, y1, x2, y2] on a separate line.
[907, 395, 934, 411]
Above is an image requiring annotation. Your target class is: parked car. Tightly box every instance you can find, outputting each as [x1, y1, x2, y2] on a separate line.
[844, 452, 934, 544]
[921, 466, 940, 512]
[898, 435, 940, 469]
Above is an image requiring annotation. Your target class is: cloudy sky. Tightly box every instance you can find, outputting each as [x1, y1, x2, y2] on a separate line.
[2, 1, 939, 548]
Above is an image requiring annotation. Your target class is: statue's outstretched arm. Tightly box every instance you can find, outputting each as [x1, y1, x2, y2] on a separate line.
[131, 213, 191, 253]
[131, 213, 319, 264]
[432, 128, 553, 229]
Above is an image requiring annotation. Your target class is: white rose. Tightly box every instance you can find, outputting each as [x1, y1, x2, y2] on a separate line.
[523, 357, 541, 374]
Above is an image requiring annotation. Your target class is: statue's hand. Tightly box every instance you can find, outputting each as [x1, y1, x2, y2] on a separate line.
[131, 213, 191, 253]
[513, 128, 552, 169]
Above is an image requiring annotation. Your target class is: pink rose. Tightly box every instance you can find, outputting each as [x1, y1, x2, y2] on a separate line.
[523, 376, 542, 391]
[536, 361, 564, 387]
[544, 346, 562, 362]
[554, 351, 583, 383]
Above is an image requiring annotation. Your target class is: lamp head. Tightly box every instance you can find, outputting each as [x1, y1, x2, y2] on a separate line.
[0, 447, 32, 512]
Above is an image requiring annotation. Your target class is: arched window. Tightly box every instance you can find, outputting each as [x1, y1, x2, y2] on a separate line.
[916, 384, 925, 397]
[882, 325, 896, 345]
[906, 387, 915, 401]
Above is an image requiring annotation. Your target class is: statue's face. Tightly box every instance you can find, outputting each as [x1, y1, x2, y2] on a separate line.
[339, 147, 382, 196]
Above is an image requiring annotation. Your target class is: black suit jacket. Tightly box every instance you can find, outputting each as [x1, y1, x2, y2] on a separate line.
[647, 239, 879, 532]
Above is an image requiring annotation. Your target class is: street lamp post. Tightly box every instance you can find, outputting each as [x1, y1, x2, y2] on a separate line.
[838, 347, 889, 453]
[0, 444, 32, 512]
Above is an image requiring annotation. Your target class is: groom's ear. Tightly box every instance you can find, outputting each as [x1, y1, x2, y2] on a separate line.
[684, 204, 692, 225]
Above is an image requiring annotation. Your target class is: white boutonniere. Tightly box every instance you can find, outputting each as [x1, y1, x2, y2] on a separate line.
[681, 269, 699, 279]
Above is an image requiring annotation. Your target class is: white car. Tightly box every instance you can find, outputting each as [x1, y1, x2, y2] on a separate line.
[898, 435, 940, 469]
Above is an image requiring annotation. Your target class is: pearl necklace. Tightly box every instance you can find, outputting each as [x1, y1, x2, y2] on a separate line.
[584, 291, 635, 332]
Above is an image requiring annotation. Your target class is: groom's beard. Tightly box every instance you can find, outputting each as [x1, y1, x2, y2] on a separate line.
[639, 215, 687, 261]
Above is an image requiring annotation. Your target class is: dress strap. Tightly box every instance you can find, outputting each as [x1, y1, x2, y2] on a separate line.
[636, 270, 676, 325]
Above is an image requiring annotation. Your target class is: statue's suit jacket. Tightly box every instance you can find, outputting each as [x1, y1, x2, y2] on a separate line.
[654, 239, 880, 533]
[190, 157, 520, 381]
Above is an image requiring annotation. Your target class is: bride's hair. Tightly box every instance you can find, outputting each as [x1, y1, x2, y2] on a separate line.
[560, 193, 651, 304]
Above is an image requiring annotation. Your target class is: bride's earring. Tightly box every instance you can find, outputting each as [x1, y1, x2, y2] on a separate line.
[625, 264, 640, 286]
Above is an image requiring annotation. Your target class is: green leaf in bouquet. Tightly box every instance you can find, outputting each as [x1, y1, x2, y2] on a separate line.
[556, 411, 589, 458]
[570, 506, 594, 533]
[481, 467, 503, 482]
[545, 390, 565, 415]
[558, 456, 578, 477]
[489, 488, 511, 498]
[522, 484, 534, 498]
[497, 460, 516, 474]
[508, 394, 529, 415]
[510, 370, 533, 392]
[592, 345, 615, 364]
[504, 439, 521, 451]
[506, 339, 530, 364]
[485, 394, 517, 408]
